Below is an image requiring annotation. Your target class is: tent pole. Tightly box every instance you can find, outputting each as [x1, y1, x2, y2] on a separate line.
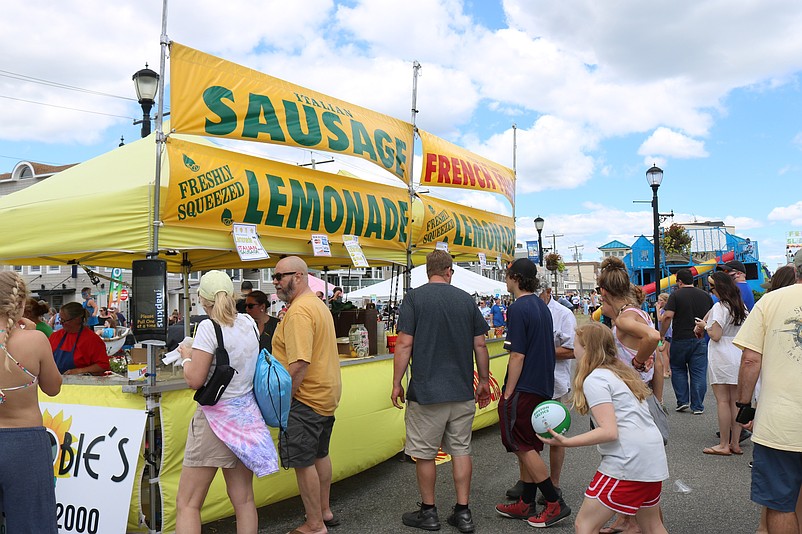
[404, 61, 421, 293]
[148, 0, 169, 259]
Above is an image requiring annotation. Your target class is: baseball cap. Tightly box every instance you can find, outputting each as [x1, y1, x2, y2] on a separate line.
[717, 260, 746, 274]
[507, 258, 538, 279]
[198, 270, 234, 301]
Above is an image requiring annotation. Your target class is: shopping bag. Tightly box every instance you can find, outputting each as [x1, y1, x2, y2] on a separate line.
[253, 348, 291, 430]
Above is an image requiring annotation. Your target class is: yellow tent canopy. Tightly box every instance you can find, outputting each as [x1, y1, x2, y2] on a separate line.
[0, 135, 417, 272]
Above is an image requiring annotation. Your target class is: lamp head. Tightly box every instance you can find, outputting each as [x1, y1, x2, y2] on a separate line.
[132, 64, 159, 104]
[646, 164, 663, 187]
[534, 216, 545, 232]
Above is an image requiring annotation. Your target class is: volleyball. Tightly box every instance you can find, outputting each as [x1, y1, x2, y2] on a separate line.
[531, 400, 571, 439]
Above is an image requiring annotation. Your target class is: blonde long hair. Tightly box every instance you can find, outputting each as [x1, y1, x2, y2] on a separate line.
[0, 272, 28, 373]
[571, 322, 651, 415]
[199, 292, 237, 327]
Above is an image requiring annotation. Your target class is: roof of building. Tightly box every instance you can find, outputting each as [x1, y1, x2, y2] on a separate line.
[598, 240, 631, 250]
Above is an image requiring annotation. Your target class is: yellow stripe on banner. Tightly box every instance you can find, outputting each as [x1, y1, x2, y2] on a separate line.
[169, 43, 414, 183]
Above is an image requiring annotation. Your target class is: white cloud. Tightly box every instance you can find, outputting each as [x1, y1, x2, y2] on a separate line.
[639, 128, 708, 159]
[722, 216, 763, 231]
[768, 201, 802, 226]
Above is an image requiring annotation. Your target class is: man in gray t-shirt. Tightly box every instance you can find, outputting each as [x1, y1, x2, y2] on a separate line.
[392, 250, 491, 532]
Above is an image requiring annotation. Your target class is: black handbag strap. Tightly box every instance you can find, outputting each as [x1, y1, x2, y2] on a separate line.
[210, 319, 231, 366]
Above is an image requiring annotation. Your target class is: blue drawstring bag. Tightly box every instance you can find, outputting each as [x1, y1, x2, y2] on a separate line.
[253, 348, 291, 430]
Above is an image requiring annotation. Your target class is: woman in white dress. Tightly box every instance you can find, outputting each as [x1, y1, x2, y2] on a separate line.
[694, 271, 748, 456]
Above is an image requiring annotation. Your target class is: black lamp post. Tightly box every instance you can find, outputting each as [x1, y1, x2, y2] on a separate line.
[132, 65, 159, 138]
[646, 164, 664, 328]
[534, 216, 545, 267]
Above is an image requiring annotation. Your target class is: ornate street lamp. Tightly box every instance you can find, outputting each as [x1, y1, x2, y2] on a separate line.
[534, 216, 545, 267]
[132, 65, 159, 138]
[646, 164, 664, 328]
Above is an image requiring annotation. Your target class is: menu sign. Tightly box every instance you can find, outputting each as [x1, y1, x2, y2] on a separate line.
[131, 259, 167, 342]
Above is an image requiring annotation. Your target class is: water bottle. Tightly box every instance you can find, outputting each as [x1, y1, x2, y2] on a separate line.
[674, 479, 692, 494]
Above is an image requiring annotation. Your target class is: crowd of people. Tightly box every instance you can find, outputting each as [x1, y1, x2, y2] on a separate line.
[2, 248, 800, 533]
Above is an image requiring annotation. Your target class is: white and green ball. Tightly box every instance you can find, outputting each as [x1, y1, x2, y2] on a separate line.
[531, 400, 571, 439]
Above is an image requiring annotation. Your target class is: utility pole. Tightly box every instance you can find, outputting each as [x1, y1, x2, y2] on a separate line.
[569, 244, 584, 295]
[298, 156, 335, 170]
[544, 233, 564, 291]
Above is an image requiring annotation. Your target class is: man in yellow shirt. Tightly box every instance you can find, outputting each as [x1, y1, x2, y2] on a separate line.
[272, 256, 342, 534]
[734, 251, 802, 534]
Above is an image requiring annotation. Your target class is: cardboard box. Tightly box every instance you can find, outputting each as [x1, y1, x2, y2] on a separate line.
[127, 364, 148, 381]
[130, 347, 148, 364]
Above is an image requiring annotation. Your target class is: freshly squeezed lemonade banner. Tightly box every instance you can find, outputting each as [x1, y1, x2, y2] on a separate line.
[170, 43, 414, 183]
[419, 129, 516, 205]
[162, 138, 410, 252]
[417, 194, 515, 260]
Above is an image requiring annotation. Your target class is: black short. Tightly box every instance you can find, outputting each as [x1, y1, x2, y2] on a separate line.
[498, 391, 548, 453]
[279, 399, 335, 468]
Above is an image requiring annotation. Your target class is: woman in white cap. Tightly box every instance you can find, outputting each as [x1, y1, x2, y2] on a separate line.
[176, 270, 278, 533]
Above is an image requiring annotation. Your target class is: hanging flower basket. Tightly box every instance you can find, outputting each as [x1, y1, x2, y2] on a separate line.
[545, 252, 562, 272]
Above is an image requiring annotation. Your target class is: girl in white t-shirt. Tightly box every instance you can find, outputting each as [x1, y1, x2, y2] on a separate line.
[541, 323, 669, 534]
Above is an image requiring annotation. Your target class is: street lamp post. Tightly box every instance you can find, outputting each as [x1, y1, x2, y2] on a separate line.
[534, 216, 545, 267]
[646, 164, 664, 329]
[132, 65, 159, 138]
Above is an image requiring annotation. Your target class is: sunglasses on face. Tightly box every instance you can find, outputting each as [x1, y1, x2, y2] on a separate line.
[245, 303, 260, 309]
[272, 271, 297, 281]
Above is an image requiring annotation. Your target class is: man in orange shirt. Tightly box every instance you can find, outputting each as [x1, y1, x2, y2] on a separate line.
[272, 256, 342, 534]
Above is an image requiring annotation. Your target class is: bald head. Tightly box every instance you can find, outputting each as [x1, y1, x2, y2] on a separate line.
[274, 256, 310, 303]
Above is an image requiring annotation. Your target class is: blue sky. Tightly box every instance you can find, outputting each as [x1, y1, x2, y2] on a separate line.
[2, 0, 801, 268]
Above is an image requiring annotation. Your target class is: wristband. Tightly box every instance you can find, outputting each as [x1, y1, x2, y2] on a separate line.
[631, 357, 647, 372]
[181, 358, 192, 367]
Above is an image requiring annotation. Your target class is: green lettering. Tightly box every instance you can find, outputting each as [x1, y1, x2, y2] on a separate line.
[374, 129, 394, 169]
[203, 86, 237, 135]
[381, 198, 399, 240]
[460, 214, 473, 247]
[288, 180, 321, 231]
[265, 174, 286, 227]
[323, 186, 344, 233]
[452, 211, 463, 245]
[243, 170, 265, 224]
[322, 112, 349, 152]
[242, 94, 286, 141]
[351, 121, 377, 162]
[398, 201, 409, 244]
[365, 195, 382, 238]
[394, 138, 408, 179]
[343, 190, 364, 235]
[283, 100, 323, 147]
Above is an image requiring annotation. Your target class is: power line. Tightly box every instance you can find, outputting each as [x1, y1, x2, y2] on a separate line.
[0, 94, 134, 120]
[0, 69, 136, 101]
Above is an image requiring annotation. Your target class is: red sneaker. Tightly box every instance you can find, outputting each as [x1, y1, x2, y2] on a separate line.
[527, 499, 571, 528]
[495, 498, 535, 519]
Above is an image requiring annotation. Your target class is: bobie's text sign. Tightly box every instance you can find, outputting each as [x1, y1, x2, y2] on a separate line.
[40, 403, 147, 534]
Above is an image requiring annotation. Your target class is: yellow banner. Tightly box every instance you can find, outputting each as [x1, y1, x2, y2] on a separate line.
[419, 129, 516, 204]
[170, 42, 414, 183]
[163, 138, 410, 252]
[417, 194, 516, 261]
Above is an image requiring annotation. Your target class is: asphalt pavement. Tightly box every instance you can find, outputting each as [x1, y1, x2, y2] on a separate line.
[204, 384, 760, 534]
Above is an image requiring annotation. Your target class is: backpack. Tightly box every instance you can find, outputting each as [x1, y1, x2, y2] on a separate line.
[253, 348, 292, 431]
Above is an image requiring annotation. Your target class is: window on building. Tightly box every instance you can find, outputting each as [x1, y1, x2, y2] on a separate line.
[29, 266, 42, 274]
[47, 265, 61, 274]
[224, 269, 241, 281]
[188, 272, 200, 281]
[12, 265, 22, 273]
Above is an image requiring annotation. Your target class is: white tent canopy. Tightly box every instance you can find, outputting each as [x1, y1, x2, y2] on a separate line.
[346, 264, 508, 302]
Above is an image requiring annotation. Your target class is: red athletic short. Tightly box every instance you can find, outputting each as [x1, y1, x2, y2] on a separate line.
[498, 391, 548, 453]
[584, 472, 662, 516]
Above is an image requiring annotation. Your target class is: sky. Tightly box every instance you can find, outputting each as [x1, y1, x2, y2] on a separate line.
[2, 0, 801, 269]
